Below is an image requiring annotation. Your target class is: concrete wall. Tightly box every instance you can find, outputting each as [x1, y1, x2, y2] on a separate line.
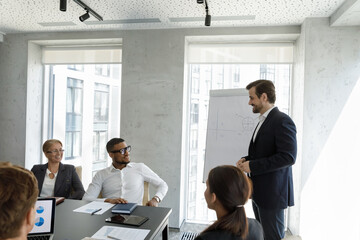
[120, 29, 186, 228]
[26, 42, 43, 169]
[0, 34, 28, 166]
[299, 18, 360, 239]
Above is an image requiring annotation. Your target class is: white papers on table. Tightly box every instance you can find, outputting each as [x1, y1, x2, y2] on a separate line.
[73, 201, 114, 215]
[92, 226, 150, 240]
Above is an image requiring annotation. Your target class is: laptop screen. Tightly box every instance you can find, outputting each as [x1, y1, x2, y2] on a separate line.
[28, 198, 55, 235]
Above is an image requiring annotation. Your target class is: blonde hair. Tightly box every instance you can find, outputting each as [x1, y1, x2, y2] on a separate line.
[43, 139, 63, 153]
[0, 162, 39, 238]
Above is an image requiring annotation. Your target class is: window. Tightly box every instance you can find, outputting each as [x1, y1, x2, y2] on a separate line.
[191, 65, 200, 94]
[67, 65, 84, 71]
[93, 83, 110, 174]
[185, 41, 294, 223]
[190, 103, 199, 124]
[65, 78, 83, 159]
[95, 64, 110, 77]
[44, 64, 121, 189]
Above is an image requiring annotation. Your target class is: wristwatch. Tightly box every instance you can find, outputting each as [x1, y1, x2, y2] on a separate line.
[153, 196, 161, 203]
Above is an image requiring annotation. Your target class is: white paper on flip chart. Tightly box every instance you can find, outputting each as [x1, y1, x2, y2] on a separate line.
[91, 226, 150, 240]
[73, 201, 114, 215]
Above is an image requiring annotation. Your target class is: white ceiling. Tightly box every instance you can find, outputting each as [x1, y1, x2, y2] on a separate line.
[0, 0, 359, 35]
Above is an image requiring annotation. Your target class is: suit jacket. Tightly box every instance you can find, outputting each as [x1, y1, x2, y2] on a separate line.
[195, 218, 264, 240]
[245, 107, 297, 210]
[31, 162, 85, 200]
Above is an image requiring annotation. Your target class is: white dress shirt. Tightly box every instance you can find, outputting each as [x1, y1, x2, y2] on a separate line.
[253, 106, 275, 141]
[40, 169, 58, 197]
[83, 162, 168, 205]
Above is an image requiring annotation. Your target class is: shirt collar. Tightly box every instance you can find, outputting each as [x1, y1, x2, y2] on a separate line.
[260, 106, 275, 120]
[46, 168, 58, 177]
[109, 162, 133, 172]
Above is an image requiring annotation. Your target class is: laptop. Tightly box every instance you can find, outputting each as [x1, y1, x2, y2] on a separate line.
[27, 198, 56, 240]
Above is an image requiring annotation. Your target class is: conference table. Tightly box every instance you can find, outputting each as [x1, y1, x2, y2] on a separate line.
[54, 199, 172, 240]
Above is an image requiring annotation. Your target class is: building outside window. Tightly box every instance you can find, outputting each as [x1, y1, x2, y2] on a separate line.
[65, 78, 83, 159]
[95, 64, 111, 77]
[67, 64, 84, 72]
[93, 83, 110, 176]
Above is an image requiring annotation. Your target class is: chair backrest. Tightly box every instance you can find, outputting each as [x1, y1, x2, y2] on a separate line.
[75, 166, 82, 181]
[142, 181, 150, 205]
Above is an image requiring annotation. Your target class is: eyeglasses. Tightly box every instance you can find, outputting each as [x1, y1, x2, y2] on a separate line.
[46, 149, 65, 154]
[111, 146, 131, 155]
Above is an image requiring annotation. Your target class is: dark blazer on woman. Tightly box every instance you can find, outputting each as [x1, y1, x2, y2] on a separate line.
[195, 218, 264, 240]
[31, 162, 85, 200]
[246, 107, 297, 210]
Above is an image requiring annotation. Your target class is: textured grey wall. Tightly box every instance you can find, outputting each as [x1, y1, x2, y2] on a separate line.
[121, 29, 185, 228]
[0, 35, 28, 166]
[298, 18, 360, 239]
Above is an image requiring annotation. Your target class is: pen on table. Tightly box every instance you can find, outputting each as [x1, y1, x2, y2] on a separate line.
[90, 208, 102, 215]
[107, 235, 122, 240]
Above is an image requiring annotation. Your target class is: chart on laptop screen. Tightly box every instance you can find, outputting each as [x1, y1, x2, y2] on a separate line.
[29, 200, 53, 234]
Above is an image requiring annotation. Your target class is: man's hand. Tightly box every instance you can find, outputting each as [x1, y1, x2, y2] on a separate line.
[146, 198, 159, 207]
[236, 158, 251, 173]
[105, 198, 128, 204]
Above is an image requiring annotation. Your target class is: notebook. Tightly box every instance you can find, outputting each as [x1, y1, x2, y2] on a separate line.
[111, 202, 137, 214]
[27, 198, 56, 240]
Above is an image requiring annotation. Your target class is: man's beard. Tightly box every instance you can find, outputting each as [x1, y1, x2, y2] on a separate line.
[252, 103, 262, 113]
[115, 158, 130, 165]
[117, 161, 130, 165]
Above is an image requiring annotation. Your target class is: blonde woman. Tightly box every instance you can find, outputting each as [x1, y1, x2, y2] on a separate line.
[31, 139, 84, 199]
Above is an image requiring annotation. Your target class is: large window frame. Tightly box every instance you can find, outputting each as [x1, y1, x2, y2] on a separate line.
[184, 41, 294, 223]
[41, 44, 122, 189]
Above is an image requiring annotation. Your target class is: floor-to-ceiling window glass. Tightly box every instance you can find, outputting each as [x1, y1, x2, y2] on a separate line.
[185, 42, 294, 223]
[44, 63, 121, 189]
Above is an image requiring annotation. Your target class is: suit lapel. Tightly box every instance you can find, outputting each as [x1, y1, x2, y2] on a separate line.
[253, 107, 278, 144]
[53, 162, 64, 195]
[37, 164, 48, 192]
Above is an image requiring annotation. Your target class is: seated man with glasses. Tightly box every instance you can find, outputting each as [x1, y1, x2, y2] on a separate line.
[83, 138, 168, 206]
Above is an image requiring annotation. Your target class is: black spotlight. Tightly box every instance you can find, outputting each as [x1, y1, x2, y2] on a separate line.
[60, 0, 67, 11]
[197, 0, 204, 3]
[79, 11, 90, 22]
[205, 13, 211, 26]
[204, 0, 211, 26]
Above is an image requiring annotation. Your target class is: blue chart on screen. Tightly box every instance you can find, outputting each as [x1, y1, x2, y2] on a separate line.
[36, 206, 44, 214]
[35, 217, 45, 227]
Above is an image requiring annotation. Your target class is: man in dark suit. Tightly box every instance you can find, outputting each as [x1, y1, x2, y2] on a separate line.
[237, 80, 297, 240]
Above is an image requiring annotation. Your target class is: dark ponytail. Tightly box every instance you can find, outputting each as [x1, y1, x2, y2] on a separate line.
[202, 165, 252, 239]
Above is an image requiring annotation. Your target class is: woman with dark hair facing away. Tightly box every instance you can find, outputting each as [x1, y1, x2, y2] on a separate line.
[195, 165, 264, 240]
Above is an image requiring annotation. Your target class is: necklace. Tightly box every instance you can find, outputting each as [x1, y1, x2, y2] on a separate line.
[49, 172, 55, 179]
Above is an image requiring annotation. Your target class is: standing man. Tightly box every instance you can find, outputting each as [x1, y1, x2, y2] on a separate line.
[237, 80, 297, 240]
[0, 162, 39, 240]
[83, 138, 168, 206]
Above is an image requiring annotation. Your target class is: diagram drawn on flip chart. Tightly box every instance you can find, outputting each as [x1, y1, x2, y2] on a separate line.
[203, 88, 259, 182]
